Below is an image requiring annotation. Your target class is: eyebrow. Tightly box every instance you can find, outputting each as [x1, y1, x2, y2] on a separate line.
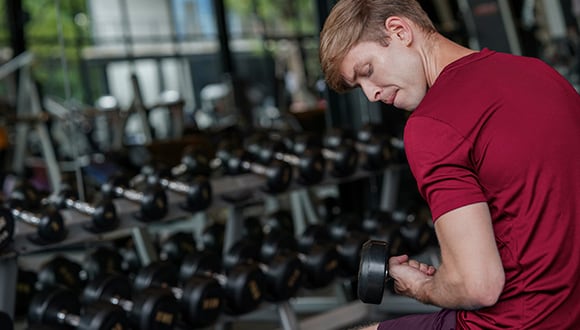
[343, 63, 362, 89]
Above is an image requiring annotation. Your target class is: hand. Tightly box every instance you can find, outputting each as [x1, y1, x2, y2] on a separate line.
[388, 255, 436, 300]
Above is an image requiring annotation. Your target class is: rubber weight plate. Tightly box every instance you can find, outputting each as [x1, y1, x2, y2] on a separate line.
[357, 240, 389, 304]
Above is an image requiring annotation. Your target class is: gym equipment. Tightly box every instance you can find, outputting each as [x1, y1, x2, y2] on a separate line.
[0, 205, 66, 244]
[224, 240, 303, 302]
[140, 165, 212, 213]
[8, 180, 42, 211]
[200, 222, 225, 253]
[171, 147, 212, 178]
[262, 230, 339, 289]
[324, 128, 393, 171]
[28, 287, 129, 330]
[134, 261, 224, 327]
[16, 268, 38, 316]
[0, 310, 12, 330]
[43, 183, 119, 233]
[179, 250, 265, 315]
[215, 142, 293, 193]
[357, 240, 390, 304]
[0, 206, 14, 251]
[83, 246, 125, 280]
[246, 136, 326, 185]
[101, 174, 168, 222]
[82, 273, 179, 330]
[159, 231, 197, 266]
[293, 133, 359, 178]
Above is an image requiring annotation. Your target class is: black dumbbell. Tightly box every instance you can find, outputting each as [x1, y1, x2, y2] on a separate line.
[134, 261, 224, 327]
[0, 205, 66, 245]
[16, 268, 38, 317]
[200, 222, 224, 254]
[0, 207, 15, 251]
[171, 147, 212, 178]
[43, 183, 119, 233]
[224, 240, 303, 302]
[179, 250, 265, 315]
[293, 133, 359, 178]
[37, 251, 124, 293]
[159, 231, 198, 266]
[246, 136, 326, 185]
[357, 123, 406, 163]
[140, 165, 212, 213]
[101, 174, 168, 222]
[82, 273, 179, 330]
[28, 287, 129, 330]
[215, 142, 293, 193]
[8, 180, 42, 211]
[357, 240, 391, 304]
[0, 310, 12, 330]
[302, 222, 368, 278]
[262, 230, 340, 289]
[324, 128, 393, 171]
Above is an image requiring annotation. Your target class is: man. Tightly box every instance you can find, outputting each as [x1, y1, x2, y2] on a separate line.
[319, 1, 580, 329]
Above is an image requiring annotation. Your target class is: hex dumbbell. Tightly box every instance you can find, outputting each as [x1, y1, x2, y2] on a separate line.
[245, 135, 326, 185]
[179, 250, 265, 315]
[0, 204, 66, 245]
[292, 133, 359, 178]
[262, 230, 340, 289]
[215, 142, 293, 193]
[140, 165, 212, 213]
[134, 261, 224, 327]
[324, 128, 393, 171]
[43, 183, 119, 233]
[28, 287, 129, 330]
[101, 174, 168, 222]
[224, 240, 303, 302]
[82, 273, 179, 330]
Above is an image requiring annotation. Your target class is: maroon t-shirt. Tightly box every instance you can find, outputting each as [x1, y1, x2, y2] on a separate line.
[404, 49, 580, 329]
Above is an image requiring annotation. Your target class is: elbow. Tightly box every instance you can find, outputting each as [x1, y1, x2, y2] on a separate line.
[465, 271, 505, 308]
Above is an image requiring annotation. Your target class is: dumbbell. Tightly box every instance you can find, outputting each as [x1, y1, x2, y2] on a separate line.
[0, 204, 66, 245]
[43, 183, 119, 233]
[171, 147, 212, 178]
[224, 239, 303, 302]
[101, 173, 168, 222]
[8, 180, 42, 211]
[179, 249, 265, 315]
[324, 128, 393, 171]
[215, 142, 293, 193]
[82, 273, 179, 330]
[139, 164, 212, 213]
[262, 230, 339, 289]
[159, 231, 198, 266]
[397, 204, 436, 255]
[357, 123, 406, 162]
[357, 239, 392, 304]
[301, 222, 368, 278]
[0, 207, 14, 251]
[245, 135, 326, 185]
[134, 261, 224, 327]
[292, 133, 359, 178]
[37, 250, 124, 293]
[28, 287, 129, 330]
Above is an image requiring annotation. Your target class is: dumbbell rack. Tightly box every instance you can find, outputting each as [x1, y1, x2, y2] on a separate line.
[0, 163, 429, 330]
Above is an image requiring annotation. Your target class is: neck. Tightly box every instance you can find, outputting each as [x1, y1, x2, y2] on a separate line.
[420, 33, 476, 87]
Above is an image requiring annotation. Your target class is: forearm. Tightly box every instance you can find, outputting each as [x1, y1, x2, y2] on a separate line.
[415, 265, 486, 310]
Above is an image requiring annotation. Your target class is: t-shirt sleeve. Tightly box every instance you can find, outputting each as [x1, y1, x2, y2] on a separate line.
[404, 116, 487, 221]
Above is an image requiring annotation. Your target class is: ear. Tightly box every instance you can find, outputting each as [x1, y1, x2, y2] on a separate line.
[384, 16, 413, 46]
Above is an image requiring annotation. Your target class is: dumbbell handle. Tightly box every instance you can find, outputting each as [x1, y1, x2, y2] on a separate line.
[63, 198, 96, 215]
[11, 209, 41, 226]
[273, 152, 301, 167]
[159, 178, 190, 194]
[56, 311, 81, 327]
[112, 186, 143, 202]
[108, 296, 134, 311]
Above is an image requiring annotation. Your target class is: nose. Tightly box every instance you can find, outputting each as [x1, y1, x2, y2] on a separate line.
[361, 82, 382, 102]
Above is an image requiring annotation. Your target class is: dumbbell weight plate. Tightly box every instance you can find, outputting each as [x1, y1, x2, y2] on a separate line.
[28, 288, 80, 326]
[80, 301, 130, 330]
[180, 276, 224, 327]
[357, 240, 389, 304]
[0, 209, 14, 252]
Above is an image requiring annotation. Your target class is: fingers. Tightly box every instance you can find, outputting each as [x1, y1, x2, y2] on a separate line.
[392, 256, 436, 275]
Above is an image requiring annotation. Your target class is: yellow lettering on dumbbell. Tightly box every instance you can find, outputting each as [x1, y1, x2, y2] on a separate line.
[111, 322, 125, 330]
[325, 259, 338, 272]
[202, 297, 221, 310]
[155, 311, 174, 325]
[51, 221, 60, 232]
[58, 266, 76, 286]
[287, 269, 301, 288]
[105, 211, 114, 219]
[17, 283, 30, 294]
[180, 242, 195, 254]
[156, 198, 165, 209]
[248, 280, 261, 301]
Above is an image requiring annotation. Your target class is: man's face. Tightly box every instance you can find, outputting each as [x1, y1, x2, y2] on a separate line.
[339, 40, 428, 111]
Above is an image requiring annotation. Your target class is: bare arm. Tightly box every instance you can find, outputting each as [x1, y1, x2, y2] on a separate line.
[389, 202, 505, 309]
